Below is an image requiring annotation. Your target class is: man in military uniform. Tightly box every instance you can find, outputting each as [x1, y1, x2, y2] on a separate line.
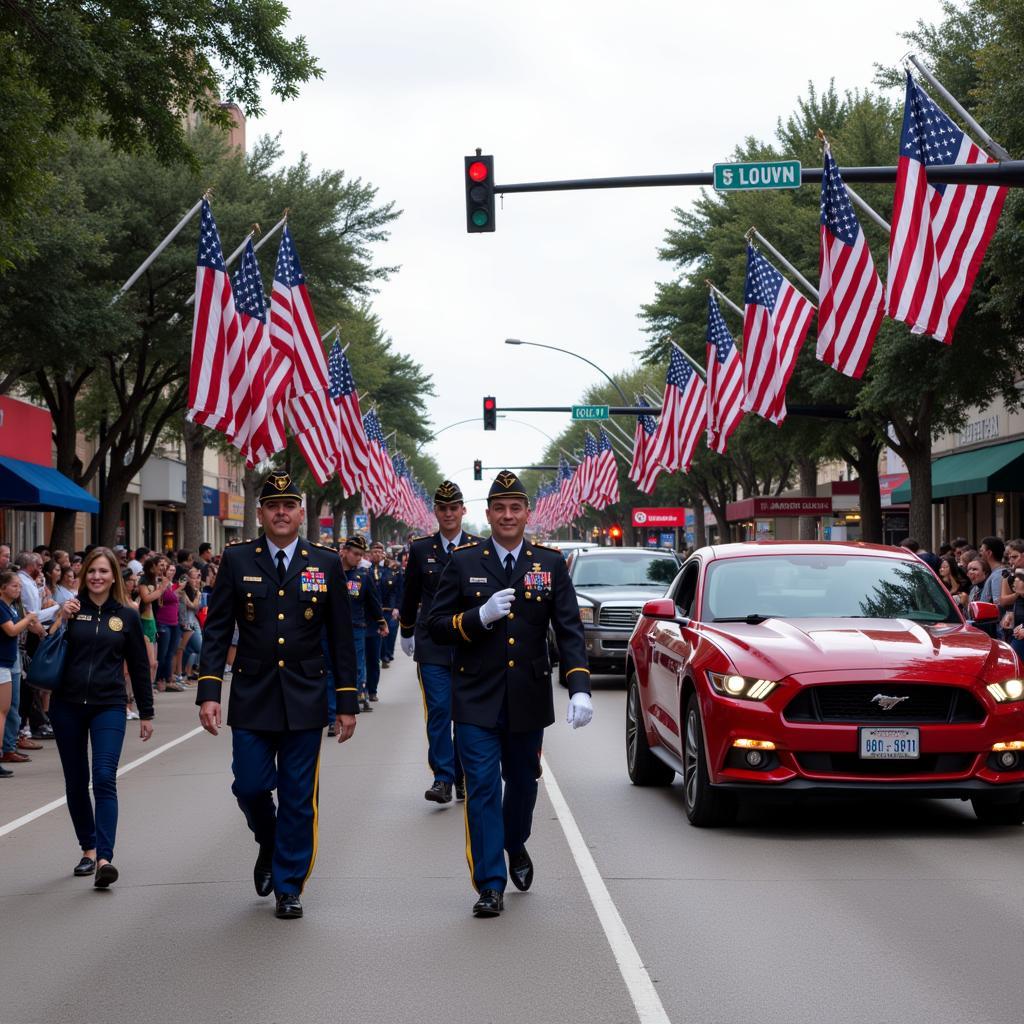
[377, 548, 402, 670]
[428, 471, 593, 917]
[341, 536, 387, 711]
[364, 542, 387, 699]
[196, 472, 358, 920]
[398, 480, 479, 804]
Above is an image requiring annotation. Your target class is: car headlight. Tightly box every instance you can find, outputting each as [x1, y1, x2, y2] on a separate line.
[579, 606, 594, 624]
[987, 679, 1024, 703]
[708, 672, 777, 701]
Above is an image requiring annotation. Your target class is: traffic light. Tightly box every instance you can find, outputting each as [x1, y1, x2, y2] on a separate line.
[465, 152, 496, 233]
[483, 396, 497, 430]
[609, 524, 623, 547]
[473, 459, 482, 481]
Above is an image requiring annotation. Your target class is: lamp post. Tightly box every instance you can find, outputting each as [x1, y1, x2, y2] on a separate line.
[504, 338, 629, 404]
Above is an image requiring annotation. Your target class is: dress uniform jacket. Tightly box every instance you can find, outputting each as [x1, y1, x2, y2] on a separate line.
[378, 564, 400, 611]
[427, 540, 590, 732]
[399, 532, 479, 666]
[345, 564, 384, 629]
[197, 536, 358, 729]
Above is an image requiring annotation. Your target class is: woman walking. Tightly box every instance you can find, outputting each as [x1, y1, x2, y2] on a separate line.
[47, 547, 154, 886]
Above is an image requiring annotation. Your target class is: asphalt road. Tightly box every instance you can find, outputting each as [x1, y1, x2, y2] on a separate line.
[2, 658, 1022, 1024]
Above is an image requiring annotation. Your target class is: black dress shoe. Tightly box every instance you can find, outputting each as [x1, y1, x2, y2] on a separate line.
[425, 780, 453, 804]
[455, 780, 466, 801]
[94, 863, 119, 888]
[327, 723, 337, 737]
[509, 848, 534, 892]
[254, 844, 273, 897]
[275, 893, 303, 919]
[73, 856, 96, 877]
[472, 889, 504, 917]
[0, 765, 13, 778]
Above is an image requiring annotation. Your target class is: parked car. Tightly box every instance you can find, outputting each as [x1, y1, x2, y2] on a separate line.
[625, 542, 1024, 826]
[545, 540, 598, 560]
[554, 546, 682, 684]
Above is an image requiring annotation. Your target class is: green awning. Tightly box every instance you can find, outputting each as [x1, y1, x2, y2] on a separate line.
[890, 438, 1024, 504]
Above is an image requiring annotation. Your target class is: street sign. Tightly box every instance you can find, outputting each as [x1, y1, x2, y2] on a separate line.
[572, 404, 609, 421]
[713, 160, 801, 192]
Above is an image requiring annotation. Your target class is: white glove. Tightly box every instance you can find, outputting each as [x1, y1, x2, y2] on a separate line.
[400, 635, 415, 658]
[479, 588, 515, 627]
[566, 692, 593, 729]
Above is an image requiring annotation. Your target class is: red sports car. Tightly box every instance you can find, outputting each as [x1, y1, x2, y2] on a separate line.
[625, 542, 1024, 826]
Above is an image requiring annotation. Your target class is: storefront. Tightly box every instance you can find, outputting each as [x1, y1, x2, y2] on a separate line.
[725, 497, 834, 541]
[141, 457, 186, 553]
[219, 491, 245, 546]
[631, 507, 687, 549]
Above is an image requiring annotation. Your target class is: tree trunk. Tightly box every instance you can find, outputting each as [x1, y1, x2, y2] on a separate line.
[304, 488, 321, 542]
[331, 502, 344, 544]
[904, 444, 934, 548]
[243, 467, 260, 539]
[183, 418, 206, 551]
[691, 502, 706, 549]
[99, 460, 134, 548]
[796, 456, 818, 541]
[48, 376, 87, 551]
[848, 433, 884, 544]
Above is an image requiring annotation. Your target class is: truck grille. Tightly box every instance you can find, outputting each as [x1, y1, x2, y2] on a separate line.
[598, 606, 642, 629]
[784, 684, 985, 724]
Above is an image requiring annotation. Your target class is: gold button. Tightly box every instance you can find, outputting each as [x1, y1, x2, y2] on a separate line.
[278, 659, 285, 668]
[278, 637, 285, 645]
[525, 592, 532, 600]
[246, 592, 252, 598]
[278, 589, 285, 597]
[526, 550, 532, 556]
[508, 637, 515, 645]
[301, 550, 308, 556]
[475, 591, 481, 597]
[278, 613, 285, 620]
[312, 596, 317, 603]
[508, 612, 515, 620]
[508, 659, 515, 668]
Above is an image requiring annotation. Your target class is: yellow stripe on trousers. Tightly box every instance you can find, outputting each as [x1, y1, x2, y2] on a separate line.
[415, 664, 435, 775]
[301, 750, 322, 892]
[462, 781, 478, 893]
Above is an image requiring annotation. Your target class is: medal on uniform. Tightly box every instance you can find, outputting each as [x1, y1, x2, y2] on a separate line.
[302, 568, 327, 593]
[108, 616, 123, 632]
[524, 571, 552, 591]
[245, 599, 255, 622]
[304, 607, 314, 620]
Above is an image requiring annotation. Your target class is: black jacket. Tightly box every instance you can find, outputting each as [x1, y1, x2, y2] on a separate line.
[428, 540, 589, 731]
[196, 536, 358, 729]
[345, 565, 384, 629]
[59, 598, 154, 719]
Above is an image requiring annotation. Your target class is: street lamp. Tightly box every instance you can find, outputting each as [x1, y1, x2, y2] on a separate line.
[504, 338, 629, 404]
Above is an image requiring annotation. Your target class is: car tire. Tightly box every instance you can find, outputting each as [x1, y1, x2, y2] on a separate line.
[626, 677, 675, 786]
[970, 796, 1024, 826]
[682, 693, 737, 827]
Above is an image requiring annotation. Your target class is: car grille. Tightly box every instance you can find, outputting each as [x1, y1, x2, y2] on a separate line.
[795, 752, 976, 777]
[598, 606, 642, 629]
[783, 684, 985, 724]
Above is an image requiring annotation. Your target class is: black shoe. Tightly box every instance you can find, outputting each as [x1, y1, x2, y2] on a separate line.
[381, 661, 391, 670]
[425, 780, 453, 804]
[327, 724, 337, 737]
[455, 780, 466, 801]
[254, 844, 274, 898]
[73, 856, 96, 877]
[360, 700, 373, 712]
[509, 848, 534, 892]
[275, 893, 303, 919]
[35, 725, 54, 739]
[368, 694, 379, 702]
[472, 889, 504, 917]
[94, 863, 119, 888]
[0, 765, 12, 778]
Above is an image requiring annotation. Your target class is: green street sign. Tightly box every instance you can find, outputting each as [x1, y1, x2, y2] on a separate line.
[713, 160, 801, 192]
[572, 404, 609, 421]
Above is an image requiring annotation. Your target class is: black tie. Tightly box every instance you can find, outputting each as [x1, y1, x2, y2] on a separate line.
[504, 553, 515, 580]
[276, 550, 287, 582]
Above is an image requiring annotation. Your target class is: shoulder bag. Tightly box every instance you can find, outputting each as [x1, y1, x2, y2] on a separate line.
[29, 622, 68, 691]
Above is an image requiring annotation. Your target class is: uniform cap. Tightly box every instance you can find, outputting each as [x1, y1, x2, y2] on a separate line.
[434, 480, 464, 505]
[258, 471, 303, 504]
[487, 470, 529, 503]
[343, 535, 369, 552]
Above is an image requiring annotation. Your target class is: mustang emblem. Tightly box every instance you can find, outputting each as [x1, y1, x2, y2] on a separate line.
[871, 693, 910, 711]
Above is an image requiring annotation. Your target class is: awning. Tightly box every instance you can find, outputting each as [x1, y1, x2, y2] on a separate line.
[0, 456, 99, 513]
[890, 439, 1024, 504]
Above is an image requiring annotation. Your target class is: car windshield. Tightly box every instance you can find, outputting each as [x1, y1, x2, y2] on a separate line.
[572, 552, 679, 588]
[702, 554, 959, 624]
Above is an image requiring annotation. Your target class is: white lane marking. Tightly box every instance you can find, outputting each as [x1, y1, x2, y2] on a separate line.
[541, 754, 672, 1024]
[0, 725, 204, 839]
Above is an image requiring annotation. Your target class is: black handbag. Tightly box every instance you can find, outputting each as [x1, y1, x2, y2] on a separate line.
[28, 623, 67, 691]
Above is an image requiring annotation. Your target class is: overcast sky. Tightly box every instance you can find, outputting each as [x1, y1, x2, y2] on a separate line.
[254, 0, 944, 527]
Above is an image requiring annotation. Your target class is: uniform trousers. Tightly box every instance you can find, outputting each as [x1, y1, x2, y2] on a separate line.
[230, 727, 322, 896]
[364, 629, 382, 697]
[382, 615, 399, 662]
[456, 721, 543, 893]
[352, 627, 367, 697]
[418, 662, 463, 785]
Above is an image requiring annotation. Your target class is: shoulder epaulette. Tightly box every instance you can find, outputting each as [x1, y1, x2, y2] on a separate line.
[452, 540, 479, 552]
[529, 542, 560, 552]
[313, 541, 335, 550]
[410, 534, 432, 544]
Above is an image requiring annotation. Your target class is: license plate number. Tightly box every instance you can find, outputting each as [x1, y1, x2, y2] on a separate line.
[859, 727, 919, 759]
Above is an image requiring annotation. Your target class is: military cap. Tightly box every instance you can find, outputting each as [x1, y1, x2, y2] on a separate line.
[369, 540, 385, 551]
[434, 480, 464, 505]
[343, 535, 369, 552]
[487, 469, 529, 503]
[258, 471, 303, 504]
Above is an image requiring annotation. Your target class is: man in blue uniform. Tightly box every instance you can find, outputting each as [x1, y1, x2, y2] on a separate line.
[399, 481, 479, 804]
[377, 548, 402, 670]
[196, 471, 358, 920]
[428, 470, 593, 917]
[364, 542, 387, 700]
[341, 535, 388, 712]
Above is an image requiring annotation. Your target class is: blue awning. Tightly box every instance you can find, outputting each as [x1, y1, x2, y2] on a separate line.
[0, 456, 100, 513]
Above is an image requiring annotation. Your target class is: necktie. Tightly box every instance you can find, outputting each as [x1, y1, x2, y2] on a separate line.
[504, 553, 515, 580]
[276, 550, 287, 582]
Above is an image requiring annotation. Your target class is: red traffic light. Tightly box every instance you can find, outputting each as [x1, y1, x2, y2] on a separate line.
[484, 397, 496, 410]
[468, 160, 489, 182]
[609, 525, 622, 538]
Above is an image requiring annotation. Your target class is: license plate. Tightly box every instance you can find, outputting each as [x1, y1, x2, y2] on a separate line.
[859, 727, 920, 759]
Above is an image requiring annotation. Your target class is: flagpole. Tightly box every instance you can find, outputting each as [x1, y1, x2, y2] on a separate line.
[747, 227, 820, 304]
[600, 419, 638, 459]
[112, 194, 207, 304]
[705, 280, 743, 318]
[816, 131, 892, 235]
[908, 55, 1011, 162]
[669, 340, 707, 381]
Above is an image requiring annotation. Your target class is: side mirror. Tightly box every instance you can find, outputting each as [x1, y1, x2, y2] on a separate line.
[968, 600, 999, 622]
[642, 598, 678, 620]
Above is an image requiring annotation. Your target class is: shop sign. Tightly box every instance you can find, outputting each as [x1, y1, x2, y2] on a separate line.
[0, 395, 53, 466]
[219, 492, 245, 522]
[727, 497, 833, 520]
[202, 485, 219, 517]
[956, 415, 999, 448]
[632, 506, 687, 528]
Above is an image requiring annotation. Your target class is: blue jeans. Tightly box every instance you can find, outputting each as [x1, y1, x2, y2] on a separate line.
[49, 699, 127, 861]
[364, 628, 382, 697]
[3, 664, 21, 753]
[156, 623, 181, 681]
[182, 629, 202, 672]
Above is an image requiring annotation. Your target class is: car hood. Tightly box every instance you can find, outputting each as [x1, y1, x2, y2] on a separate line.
[575, 585, 667, 605]
[702, 617, 1014, 682]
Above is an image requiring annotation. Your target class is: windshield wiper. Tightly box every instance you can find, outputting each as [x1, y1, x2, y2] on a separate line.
[712, 614, 773, 624]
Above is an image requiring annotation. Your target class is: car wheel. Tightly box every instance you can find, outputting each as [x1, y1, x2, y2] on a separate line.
[971, 796, 1024, 826]
[682, 693, 737, 827]
[626, 677, 675, 786]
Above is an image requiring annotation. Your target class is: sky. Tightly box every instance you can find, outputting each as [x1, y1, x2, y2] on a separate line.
[253, 0, 946, 529]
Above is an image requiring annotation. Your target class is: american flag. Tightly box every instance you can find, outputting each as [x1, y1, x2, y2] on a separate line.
[705, 294, 745, 453]
[816, 143, 884, 379]
[188, 199, 243, 437]
[327, 341, 373, 496]
[577, 432, 600, 507]
[886, 72, 1007, 345]
[593, 429, 620, 506]
[360, 409, 397, 515]
[647, 347, 707, 474]
[742, 245, 814, 425]
[628, 397, 663, 495]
